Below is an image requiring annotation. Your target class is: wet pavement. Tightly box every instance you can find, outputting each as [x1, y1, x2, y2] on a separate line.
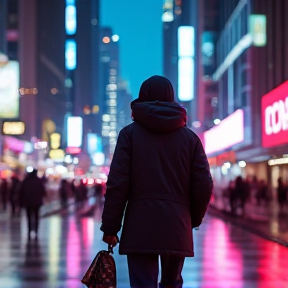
[0, 199, 288, 288]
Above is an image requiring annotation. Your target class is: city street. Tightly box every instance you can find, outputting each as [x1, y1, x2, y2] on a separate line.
[0, 199, 288, 288]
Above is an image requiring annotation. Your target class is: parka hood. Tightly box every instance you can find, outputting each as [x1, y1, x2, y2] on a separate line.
[131, 100, 187, 132]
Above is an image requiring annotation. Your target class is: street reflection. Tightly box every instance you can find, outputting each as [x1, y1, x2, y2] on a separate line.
[202, 218, 243, 287]
[67, 216, 81, 285]
[258, 241, 288, 287]
[81, 217, 94, 252]
[1, 210, 288, 287]
[48, 216, 61, 282]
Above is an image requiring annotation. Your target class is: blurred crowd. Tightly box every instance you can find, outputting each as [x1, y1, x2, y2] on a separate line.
[0, 170, 105, 239]
[222, 175, 288, 216]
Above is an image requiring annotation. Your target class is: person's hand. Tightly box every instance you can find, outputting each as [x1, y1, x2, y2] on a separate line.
[102, 234, 119, 247]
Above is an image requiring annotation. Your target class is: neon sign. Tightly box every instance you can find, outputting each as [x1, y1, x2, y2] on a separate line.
[262, 81, 288, 147]
[204, 109, 244, 155]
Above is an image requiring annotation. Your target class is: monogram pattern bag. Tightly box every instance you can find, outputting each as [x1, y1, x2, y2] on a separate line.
[81, 246, 116, 288]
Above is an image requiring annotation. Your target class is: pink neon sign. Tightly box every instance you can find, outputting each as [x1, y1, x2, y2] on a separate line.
[262, 81, 288, 148]
[203, 109, 244, 155]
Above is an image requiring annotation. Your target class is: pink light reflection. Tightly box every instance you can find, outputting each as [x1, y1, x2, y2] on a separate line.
[202, 218, 243, 287]
[257, 240, 288, 287]
[66, 217, 81, 287]
[81, 218, 94, 252]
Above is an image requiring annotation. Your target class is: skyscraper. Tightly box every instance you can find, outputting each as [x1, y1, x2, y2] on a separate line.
[99, 27, 120, 164]
[18, 0, 100, 153]
[162, 0, 202, 128]
[19, 0, 66, 141]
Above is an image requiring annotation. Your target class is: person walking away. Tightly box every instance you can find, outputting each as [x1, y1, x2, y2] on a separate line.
[70, 178, 79, 205]
[19, 169, 46, 239]
[234, 176, 247, 216]
[94, 182, 103, 207]
[78, 179, 88, 207]
[227, 180, 237, 215]
[277, 177, 287, 213]
[100, 75, 213, 288]
[0, 178, 9, 212]
[59, 179, 69, 209]
[9, 173, 21, 216]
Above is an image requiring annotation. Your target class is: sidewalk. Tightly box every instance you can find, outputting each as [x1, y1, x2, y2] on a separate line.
[209, 192, 288, 247]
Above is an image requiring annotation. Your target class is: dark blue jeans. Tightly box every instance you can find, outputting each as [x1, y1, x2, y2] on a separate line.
[127, 254, 185, 288]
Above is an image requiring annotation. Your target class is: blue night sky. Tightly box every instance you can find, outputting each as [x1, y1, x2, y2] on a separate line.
[101, 0, 163, 99]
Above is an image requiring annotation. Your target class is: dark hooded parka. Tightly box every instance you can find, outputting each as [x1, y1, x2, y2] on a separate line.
[100, 76, 213, 256]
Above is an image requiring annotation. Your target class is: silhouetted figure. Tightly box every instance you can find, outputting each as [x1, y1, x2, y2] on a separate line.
[100, 75, 213, 288]
[234, 176, 247, 216]
[228, 180, 237, 215]
[277, 177, 287, 213]
[19, 169, 46, 239]
[94, 182, 103, 207]
[249, 175, 259, 204]
[9, 174, 21, 216]
[0, 178, 8, 211]
[59, 179, 69, 209]
[76, 180, 88, 208]
[256, 180, 269, 206]
[70, 179, 78, 203]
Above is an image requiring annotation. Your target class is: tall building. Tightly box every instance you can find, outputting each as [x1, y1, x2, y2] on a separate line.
[117, 80, 133, 132]
[162, 0, 202, 128]
[0, 0, 101, 173]
[18, 0, 100, 151]
[19, 0, 67, 142]
[73, 0, 100, 139]
[201, 0, 288, 189]
[99, 27, 120, 164]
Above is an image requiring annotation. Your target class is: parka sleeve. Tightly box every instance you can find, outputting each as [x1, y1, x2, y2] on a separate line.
[190, 134, 213, 228]
[100, 127, 131, 235]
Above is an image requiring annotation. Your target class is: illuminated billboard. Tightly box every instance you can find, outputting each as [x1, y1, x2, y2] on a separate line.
[65, 40, 77, 70]
[262, 81, 288, 148]
[67, 117, 83, 147]
[0, 61, 19, 118]
[178, 26, 195, 101]
[65, 0, 77, 35]
[2, 121, 25, 135]
[249, 15, 267, 47]
[204, 109, 244, 155]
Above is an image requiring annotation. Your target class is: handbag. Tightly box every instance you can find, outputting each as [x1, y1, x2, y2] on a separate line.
[81, 245, 117, 288]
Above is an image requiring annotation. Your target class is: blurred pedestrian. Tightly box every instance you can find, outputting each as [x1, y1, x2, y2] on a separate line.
[227, 180, 237, 215]
[250, 175, 259, 204]
[256, 179, 268, 206]
[277, 177, 287, 213]
[234, 176, 247, 216]
[100, 75, 213, 288]
[78, 179, 88, 208]
[70, 179, 78, 203]
[94, 182, 103, 207]
[0, 178, 8, 211]
[59, 179, 69, 209]
[19, 169, 46, 239]
[9, 173, 21, 216]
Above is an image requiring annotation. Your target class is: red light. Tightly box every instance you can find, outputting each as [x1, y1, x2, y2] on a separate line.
[66, 147, 81, 154]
